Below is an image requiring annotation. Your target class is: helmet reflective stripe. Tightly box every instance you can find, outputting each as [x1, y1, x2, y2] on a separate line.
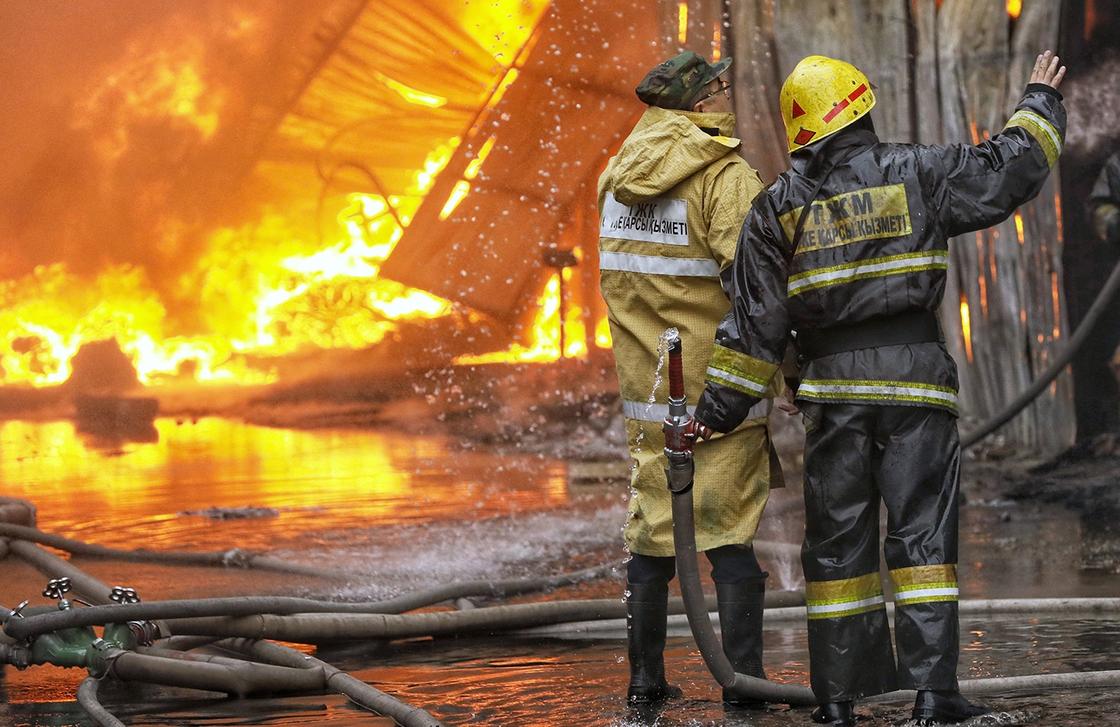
[599, 250, 720, 277]
[781, 55, 877, 152]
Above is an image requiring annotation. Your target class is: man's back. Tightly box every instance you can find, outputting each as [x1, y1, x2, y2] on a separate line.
[700, 82, 1065, 423]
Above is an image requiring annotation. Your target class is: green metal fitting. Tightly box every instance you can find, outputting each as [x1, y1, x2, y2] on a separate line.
[26, 621, 141, 670]
[28, 625, 97, 668]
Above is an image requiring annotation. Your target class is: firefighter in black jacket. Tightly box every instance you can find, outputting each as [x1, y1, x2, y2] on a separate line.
[691, 52, 1067, 725]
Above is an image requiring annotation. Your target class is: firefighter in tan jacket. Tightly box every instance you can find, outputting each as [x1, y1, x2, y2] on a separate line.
[597, 51, 785, 704]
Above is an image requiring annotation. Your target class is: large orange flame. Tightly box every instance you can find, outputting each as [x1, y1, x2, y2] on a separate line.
[0, 191, 452, 388]
[1, 0, 610, 388]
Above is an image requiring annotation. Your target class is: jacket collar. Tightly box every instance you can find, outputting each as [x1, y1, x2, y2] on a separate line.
[790, 128, 878, 177]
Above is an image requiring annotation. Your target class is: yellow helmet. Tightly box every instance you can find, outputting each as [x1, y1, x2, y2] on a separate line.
[780, 55, 876, 152]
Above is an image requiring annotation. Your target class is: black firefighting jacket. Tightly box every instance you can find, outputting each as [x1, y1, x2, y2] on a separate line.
[695, 85, 1066, 433]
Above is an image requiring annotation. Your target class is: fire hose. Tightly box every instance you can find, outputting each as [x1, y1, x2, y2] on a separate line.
[5, 558, 1120, 723]
[77, 677, 124, 727]
[661, 332, 817, 706]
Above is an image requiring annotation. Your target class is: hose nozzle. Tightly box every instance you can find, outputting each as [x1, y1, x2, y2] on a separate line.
[662, 331, 695, 494]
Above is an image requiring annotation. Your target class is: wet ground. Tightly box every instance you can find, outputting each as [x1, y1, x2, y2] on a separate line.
[0, 415, 1117, 726]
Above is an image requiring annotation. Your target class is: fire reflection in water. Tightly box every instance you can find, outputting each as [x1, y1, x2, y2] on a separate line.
[0, 417, 569, 552]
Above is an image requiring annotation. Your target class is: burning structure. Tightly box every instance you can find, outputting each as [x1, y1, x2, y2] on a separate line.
[0, 0, 1116, 453]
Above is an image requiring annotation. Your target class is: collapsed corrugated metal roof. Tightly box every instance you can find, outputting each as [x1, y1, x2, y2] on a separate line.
[378, 0, 670, 320]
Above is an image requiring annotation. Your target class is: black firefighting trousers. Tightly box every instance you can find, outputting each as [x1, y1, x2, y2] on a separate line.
[800, 403, 961, 702]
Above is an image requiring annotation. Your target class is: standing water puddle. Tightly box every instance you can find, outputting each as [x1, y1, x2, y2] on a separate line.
[0, 416, 1117, 725]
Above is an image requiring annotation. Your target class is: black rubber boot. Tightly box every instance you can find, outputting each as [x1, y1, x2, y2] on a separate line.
[716, 576, 767, 706]
[811, 701, 855, 726]
[625, 581, 682, 703]
[912, 690, 990, 724]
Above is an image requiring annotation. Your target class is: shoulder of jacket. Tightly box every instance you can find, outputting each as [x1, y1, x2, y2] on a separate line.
[705, 153, 757, 180]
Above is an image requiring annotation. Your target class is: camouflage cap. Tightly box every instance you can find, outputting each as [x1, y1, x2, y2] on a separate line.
[635, 51, 732, 110]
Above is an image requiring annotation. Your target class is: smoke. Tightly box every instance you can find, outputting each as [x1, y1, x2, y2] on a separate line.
[1061, 49, 1120, 159]
[0, 0, 340, 312]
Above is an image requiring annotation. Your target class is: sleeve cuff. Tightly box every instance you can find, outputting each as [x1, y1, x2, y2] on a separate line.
[694, 385, 761, 434]
[1025, 83, 1063, 102]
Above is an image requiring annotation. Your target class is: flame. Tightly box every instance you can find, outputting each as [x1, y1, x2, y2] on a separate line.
[1014, 212, 1025, 246]
[440, 136, 498, 221]
[960, 295, 974, 363]
[1054, 187, 1064, 246]
[1006, 0, 1023, 20]
[595, 316, 612, 348]
[415, 139, 459, 196]
[0, 193, 452, 388]
[1051, 270, 1061, 339]
[712, 24, 722, 62]
[439, 181, 473, 221]
[76, 37, 223, 161]
[1085, 0, 1099, 41]
[678, 2, 689, 44]
[1, 0, 572, 390]
[456, 273, 587, 365]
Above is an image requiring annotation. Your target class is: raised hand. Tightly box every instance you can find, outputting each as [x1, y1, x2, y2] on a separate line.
[1030, 50, 1067, 91]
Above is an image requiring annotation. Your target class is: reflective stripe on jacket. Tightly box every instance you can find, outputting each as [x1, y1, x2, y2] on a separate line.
[695, 86, 1066, 432]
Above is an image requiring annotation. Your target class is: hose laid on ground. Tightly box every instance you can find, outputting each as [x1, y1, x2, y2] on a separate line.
[365, 560, 621, 613]
[5, 591, 804, 643]
[0, 517, 633, 614]
[77, 677, 125, 727]
[8, 539, 114, 604]
[884, 670, 1120, 701]
[673, 501, 1120, 703]
[962, 256, 1120, 449]
[0, 522, 340, 578]
[104, 646, 326, 696]
[217, 638, 444, 727]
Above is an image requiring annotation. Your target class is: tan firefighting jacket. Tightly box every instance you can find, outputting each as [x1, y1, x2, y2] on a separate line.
[597, 106, 782, 557]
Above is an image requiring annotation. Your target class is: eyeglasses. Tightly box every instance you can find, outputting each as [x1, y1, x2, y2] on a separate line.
[695, 81, 731, 103]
